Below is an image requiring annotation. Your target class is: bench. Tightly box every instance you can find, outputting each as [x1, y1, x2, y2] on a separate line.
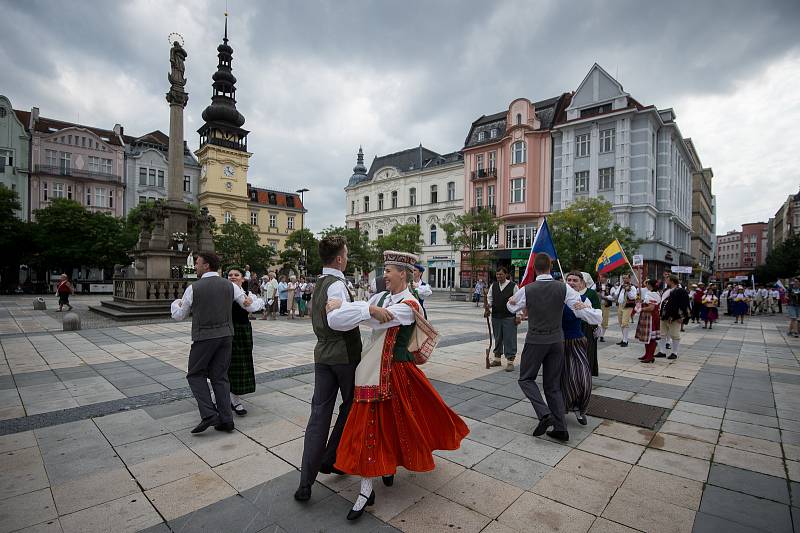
[449, 293, 468, 302]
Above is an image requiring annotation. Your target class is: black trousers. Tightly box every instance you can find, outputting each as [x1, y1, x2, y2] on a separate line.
[186, 336, 233, 424]
[299, 362, 357, 487]
[518, 341, 568, 432]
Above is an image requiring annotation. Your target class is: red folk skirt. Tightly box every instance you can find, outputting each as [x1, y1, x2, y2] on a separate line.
[334, 361, 469, 478]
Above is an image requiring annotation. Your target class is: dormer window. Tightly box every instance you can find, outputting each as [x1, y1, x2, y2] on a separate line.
[490, 128, 499, 139]
[477, 131, 486, 141]
[268, 193, 277, 205]
[287, 196, 295, 208]
[516, 113, 522, 125]
[580, 103, 613, 118]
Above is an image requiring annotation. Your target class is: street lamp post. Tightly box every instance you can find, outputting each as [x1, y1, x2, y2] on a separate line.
[296, 188, 309, 275]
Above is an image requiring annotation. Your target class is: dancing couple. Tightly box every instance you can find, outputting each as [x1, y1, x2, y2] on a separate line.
[295, 236, 468, 520]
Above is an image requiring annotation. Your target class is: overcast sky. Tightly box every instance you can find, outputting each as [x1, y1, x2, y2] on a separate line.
[2, 0, 799, 235]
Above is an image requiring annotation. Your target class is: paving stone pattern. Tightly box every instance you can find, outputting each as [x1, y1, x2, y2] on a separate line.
[0, 294, 799, 532]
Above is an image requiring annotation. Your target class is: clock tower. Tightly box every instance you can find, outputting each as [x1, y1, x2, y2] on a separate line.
[195, 14, 252, 225]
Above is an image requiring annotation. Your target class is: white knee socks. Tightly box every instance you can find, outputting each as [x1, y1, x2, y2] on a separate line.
[671, 340, 680, 356]
[230, 392, 241, 406]
[622, 327, 630, 343]
[352, 477, 374, 511]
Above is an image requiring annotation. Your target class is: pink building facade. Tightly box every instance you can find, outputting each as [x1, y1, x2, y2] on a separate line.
[25, 108, 126, 218]
[461, 95, 569, 280]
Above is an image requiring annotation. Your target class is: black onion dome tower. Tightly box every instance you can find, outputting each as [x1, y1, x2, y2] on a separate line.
[198, 14, 249, 151]
[347, 146, 369, 187]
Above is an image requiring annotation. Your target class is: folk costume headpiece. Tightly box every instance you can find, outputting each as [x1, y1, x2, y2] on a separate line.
[383, 250, 418, 271]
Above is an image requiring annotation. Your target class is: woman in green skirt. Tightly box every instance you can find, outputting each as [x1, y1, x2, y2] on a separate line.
[227, 266, 265, 415]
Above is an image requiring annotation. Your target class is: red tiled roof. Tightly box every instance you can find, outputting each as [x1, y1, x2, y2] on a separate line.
[14, 109, 30, 129]
[247, 185, 305, 211]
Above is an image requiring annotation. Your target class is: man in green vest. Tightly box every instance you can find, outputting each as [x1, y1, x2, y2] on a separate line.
[295, 235, 393, 502]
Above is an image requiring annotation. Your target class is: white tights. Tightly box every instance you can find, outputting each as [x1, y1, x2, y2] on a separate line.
[352, 477, 374, 511]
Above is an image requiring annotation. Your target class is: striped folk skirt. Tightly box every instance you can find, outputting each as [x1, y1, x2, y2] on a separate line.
[229, 321, 256, 395]
[562, 337, 592, 415]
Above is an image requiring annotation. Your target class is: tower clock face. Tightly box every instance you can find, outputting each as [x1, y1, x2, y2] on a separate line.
[223, 165, 235, 177]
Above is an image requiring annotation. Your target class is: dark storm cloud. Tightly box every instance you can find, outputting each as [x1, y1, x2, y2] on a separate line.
[2, 0, 799, 232]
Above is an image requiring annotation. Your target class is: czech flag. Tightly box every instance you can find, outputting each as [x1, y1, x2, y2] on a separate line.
[595, 239, 628, 274]
[519, 218, 558, 287]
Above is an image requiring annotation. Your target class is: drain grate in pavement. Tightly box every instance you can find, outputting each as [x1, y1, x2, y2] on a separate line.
[586, 395, 667, 429]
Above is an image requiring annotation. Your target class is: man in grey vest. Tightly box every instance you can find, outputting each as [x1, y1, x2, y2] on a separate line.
[171, 252, 257, 434]
[507, 254, 602, 441]
[295, 236, 393, 501]
[484, 266, 520, 372]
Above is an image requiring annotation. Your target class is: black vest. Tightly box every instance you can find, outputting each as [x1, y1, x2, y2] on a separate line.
[491, 282, 515, 319]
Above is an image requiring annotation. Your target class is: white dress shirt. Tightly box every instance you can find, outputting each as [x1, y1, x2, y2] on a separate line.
[170, 272, 261, 320]
[328, 284, 417, 331]
[506, 274, 602, 325]
[487, 280, 516, 306]
[414, 280, 433, 299]
[612, 284, 638, 305]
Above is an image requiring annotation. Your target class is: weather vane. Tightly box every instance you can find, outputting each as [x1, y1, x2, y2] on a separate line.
[168, 32, 185, 46]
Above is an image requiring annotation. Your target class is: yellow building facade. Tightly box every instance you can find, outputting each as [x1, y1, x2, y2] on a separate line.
[196, 20, 306, 254]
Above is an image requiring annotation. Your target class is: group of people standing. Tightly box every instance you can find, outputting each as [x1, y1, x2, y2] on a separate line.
[255, 270, 314, 320]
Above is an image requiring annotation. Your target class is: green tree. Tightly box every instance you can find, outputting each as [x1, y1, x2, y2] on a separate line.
[442, 208, 499, 287]
[281, 228, 321, 275]
[373, 223, 422, 262]
[213, 220, 276, 272]
[0, 187, 36, 290]
[319, 225, 373, 275]
[754, 234, 800, 282]
[32, 199, 133, 272]
[547, 197, 639, 273]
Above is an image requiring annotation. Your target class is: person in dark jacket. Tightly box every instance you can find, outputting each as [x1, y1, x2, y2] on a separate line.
[656, 275, 691, 360]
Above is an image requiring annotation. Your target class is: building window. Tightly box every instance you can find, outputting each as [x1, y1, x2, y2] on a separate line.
[46, 150, 58, 167]
[268, 193, 277, 205]
[430, 225, 437, 245]
[516, 113, 522, 125]
[478, 131, 486, 141]
[430, 185, 438, 204]
[94, 187, 108, 207]
[364, 195, 370, 212]
[157, 170, 164, 188]
[59, 152, 71, 174]
[67, 185, 72, 200]
[86, 187, 91, 205]
[88, 156, 101, 172]
[102, 158, 112, 174]
[223, 211, 232, 223]
[148, 169, 156, 186]
[52, 182, 65, 199]
[510, 178, 525, 203]
[377, 229, 384, 238]
[139, 196, 147, 205]
[269, 214, 277, 228]
[599, 167, 614, 190]
[511, 141, 526, 164]
[506, 223, 537, 249]
[475, 187, 483, 207]
[575, 171, 589, 193]
[183, 175, 191, 192]
[488, 151, 496, 170]
[378, 193, 384, 210]
[391, 190, 398, 208]
[409, 187, 416, 206]
[487, 185, 495, 206]
[287, 196, 295, 208]
[138, 167, 147, 186]
[43, 182, 48, 201]
[580, 103, 612, 118]
[490, 128, 499, 139]
[447, 181, 455, 201]
[288, 216, 295, 230]
[351, 200, 355, 214]
[576, 134, 590, 157]
[600, 128, 615, 153]
[250, 211, 258, 225]
[476, 154, 484, 171]
[109, 189, 114, 208]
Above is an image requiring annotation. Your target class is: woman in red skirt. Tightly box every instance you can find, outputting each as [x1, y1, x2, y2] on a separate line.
[637, 279, 662, 363]
[326, 250, 469, 521]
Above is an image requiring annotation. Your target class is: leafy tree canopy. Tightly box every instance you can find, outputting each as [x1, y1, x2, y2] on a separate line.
[280, 228, 321, 276]
[442, 208, 499, 285]
[319, 225, 374, 275]
[373, 223, 422, 261]
[213, 220, 276, 273]
[754, 234, 800, 282]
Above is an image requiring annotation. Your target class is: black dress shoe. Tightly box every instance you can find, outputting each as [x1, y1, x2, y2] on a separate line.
[665, 343, 671, 350]
[547, 429, 570, 441]
[576, 414, 588, 426]
[382, 475, 394, 487]
[619, 342, 628, 347]
[533, 414, 553, 436]
[655, 352, 667, 358]
[616, 341, 624, 346]
[599, 337, 605, 342]
[667, 353, 678, 360]
[232, 403, 247, 416]
[346, 491, 375, 521]
[191, 417, 218, 434]
[214, 421, 235, 432]
[294, 485, 311, 501]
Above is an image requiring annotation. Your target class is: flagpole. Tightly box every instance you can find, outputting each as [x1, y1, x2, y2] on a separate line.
[556, 259, 565, 280]
[616, 239, 639, 286]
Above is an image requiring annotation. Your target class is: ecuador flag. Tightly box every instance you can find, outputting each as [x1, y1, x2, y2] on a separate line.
[595, 239, 628, 274]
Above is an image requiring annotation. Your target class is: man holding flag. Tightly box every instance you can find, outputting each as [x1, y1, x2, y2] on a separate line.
[507, 219, 601, 442]
[597, 240, 637, 347]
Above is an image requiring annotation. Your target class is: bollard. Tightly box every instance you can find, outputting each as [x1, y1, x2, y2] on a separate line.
[63, 311, 81, 331]
[33, 297, 47, 311]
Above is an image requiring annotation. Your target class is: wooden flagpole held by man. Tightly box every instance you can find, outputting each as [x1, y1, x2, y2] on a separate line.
[482, 285, 492, 369]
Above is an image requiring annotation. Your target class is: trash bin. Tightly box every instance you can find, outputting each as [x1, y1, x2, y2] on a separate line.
[33, 297, 47, 311]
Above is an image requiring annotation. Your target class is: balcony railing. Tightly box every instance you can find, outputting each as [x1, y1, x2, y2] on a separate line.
[470, 205, 496, 216]
[36, 164, 122, 183]
[471, 168, 497, 180]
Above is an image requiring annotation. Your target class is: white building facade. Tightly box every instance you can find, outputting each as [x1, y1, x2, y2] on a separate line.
[345, 146, 464, 289]
[552, 64, 694, 276]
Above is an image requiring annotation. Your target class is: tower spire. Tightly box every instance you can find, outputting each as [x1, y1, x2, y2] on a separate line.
[224, 11, 228, 44]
